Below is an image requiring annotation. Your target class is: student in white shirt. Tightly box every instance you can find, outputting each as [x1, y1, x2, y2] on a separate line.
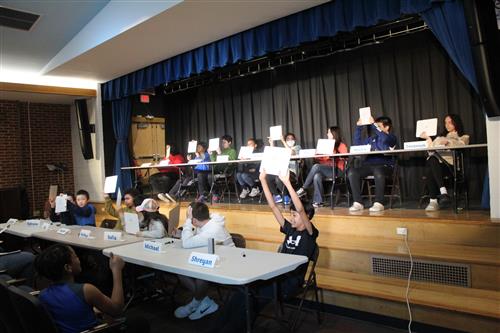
[174, 202, 234, 320]
[134, 198, 168, 238]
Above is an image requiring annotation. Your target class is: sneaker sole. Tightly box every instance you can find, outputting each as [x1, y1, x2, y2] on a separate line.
[189, 303, 219, 320]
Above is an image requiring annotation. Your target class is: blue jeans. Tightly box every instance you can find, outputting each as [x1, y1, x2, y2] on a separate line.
[0, 249, 35, 284]
[236, 171, 258, 188]
[303, 164, 338, 204]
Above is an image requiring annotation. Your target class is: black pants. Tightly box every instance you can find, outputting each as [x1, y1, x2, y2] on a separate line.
[425, 155, 451, 199]
[348, 164, 393, 204]
[266, 172, 297, 196]
[197, 171, 210, 195]
[149, 172, 178, 194]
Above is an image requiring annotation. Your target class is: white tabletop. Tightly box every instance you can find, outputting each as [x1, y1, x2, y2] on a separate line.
[102, 238, 307, 285]
[32, 226, 144, 251]
[0, 220, 57, 238]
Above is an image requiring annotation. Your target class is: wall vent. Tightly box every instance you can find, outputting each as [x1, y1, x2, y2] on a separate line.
[371, 256, 470, 287]
[0, 6, 40, 31]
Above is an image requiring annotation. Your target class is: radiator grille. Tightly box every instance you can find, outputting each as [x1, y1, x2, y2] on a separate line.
[371, 256, 470, 287]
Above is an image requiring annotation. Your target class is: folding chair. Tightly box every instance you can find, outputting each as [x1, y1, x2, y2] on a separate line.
[361, 159, 402, 208]
[209, 166, 236, 203]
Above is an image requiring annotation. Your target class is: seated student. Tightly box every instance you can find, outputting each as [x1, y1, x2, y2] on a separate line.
[348, 116, 398, 212]
[104, 188, 143, 230]
[161, 141, 211, 203]
[48, 193, 76, 225]
[151, 145, 185, 198]
[0, 247, 35, 285]
[67, 190, 96, 226]
[34, 244, 148, 333]
[134, 198, 168, 238]
[175, 202, 234, 320]
[205, 134, 237, 203]
[236, 137, 262, 199]
[296, 126, 348, 207]
[266, 132, 301, 205]
[209, 169, 318, 333]
[420, 114, 469, 211]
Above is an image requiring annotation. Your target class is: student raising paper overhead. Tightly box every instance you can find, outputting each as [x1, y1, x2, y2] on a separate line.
[104, 188, 143, 230]
[66, 190, 96, 226]
[205, 134, 237, 203]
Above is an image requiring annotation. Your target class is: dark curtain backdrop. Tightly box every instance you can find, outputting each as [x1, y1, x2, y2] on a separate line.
[163, 31, 487, 200]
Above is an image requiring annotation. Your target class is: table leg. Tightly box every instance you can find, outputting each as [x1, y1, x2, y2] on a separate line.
[452, 150, 458, 213]
[245, 285, 252, 333]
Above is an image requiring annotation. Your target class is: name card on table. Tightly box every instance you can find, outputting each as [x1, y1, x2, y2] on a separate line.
[26, 219, 41, 227]
[104, 231, 122, 241]
[143, 240, 164, 253]
[404, 141, 428, 150]
[216, 155, 229, 162]
[188, 252, 218, 268]
[299, 149, 316, 158]
[350, 145, 372, 154]
[42, 222, 51, 231]
[57, 228, 70, 235]
[79, 229, 92, 239]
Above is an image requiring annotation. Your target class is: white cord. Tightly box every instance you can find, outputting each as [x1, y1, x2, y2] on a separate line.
[404, 233, 414, 333]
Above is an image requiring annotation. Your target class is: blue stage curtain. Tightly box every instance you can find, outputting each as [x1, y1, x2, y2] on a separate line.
[102, 0, 477, 101]
[111, 98, 133, 194]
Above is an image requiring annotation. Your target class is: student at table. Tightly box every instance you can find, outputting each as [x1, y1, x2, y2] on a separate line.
[134, 198, 168, 238]
[206, 134, 238, 203]
[348, 116, 398, 212]
[34, 244, 149, 333]
[236, 137, 262, 199]
[296, 126, 348, 207]
[151, 145, 185, 198]
[266, 133, 301, 205]
[67, 190, 96, 226]
[420, 114, 469, 211]
[209, 170, 318, 332]
[104, 188, 143, 230]
[174, 202, 234, 320]
[47, 193, 76, 225]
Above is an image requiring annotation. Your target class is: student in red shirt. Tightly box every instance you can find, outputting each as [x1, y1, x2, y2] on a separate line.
[150, 145, 185, 199]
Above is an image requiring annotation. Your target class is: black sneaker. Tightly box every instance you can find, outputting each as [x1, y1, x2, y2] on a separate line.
[438, 194, 451, 207]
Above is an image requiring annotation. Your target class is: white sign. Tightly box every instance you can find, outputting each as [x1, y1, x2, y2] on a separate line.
[269, 125, 282, 141]
[57, 228, 70, 235]
[216, 155, 229, 162]
[26, 219, 41, 227]
[299, 149, 316, 158]
[49, 185, 58, 200]
[188, 159, 200, 164]
[350, 144, 372, 154]
[140, 162, 152, 167]
[208, 138, 220, 152]
[55, 196, 67, 213]
[143, 240, 164, 253]
[259, 146, 291, 176]
[251, 153, 264, 160]
[359, 107, 372, 125]
[404, 141, 429, 150]
[104, 231, 122, 241]
[416, 118, 438, 138]
[316, 139, 336, 155]
[188, 252, 218, 268]
[187, 140, 197, 153]
[158, 159, 170, 166]
[42, 222, 51, 231]
[79, 229, 92, 239]
[104, 176, 118, 194]
[116, 188, 122, 209]
[238, 146, 254, 159]
[124, 212, 140, 234]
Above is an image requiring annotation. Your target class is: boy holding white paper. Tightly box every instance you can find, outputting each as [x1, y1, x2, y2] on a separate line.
[206, 135, 237, 203]
[67, 190, 96, 226]
[48, 193, 76, 225]
[236, 138, 262, 199]
[104, 188, 143, 230]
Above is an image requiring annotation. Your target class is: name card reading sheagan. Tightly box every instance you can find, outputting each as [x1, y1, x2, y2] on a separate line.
[404, 141, 428, 150]
[188, 252, 218, 268]
[26, 219, 41, 227]
[143, 240, 163, 253]
[79, 229, 92, 239]
[104, 231, 122, 241]
[57, 228, 70, 235]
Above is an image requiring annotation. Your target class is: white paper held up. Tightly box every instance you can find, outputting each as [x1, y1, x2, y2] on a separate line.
[238, 146, 254, 159]
[259, 146, 291, 176]
[208, 138, 220, 152]
[316, 139, 336, 155]
[104, 176, 118, 194]
[124, 212, 140, 234]
[416, 118, 438, 138]
[55, 196, 67, 213]
[359, 107, 372, 125]
[269, 125, 282, 141]
[187, 140, 197, 153]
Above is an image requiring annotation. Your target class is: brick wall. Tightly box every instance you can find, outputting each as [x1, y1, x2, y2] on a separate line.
[0, 100, 74, 215]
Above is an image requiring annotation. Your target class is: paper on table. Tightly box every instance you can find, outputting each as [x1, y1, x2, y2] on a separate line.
[55, 196, 67, 213]
[216, 155, 229, 162]
[316, 139, 336, 155]
[187, 140, 197, 153]
[359, 107, 372, 125]
[269, 125, 282, 141]
[158, 159, 170, 166]
[299, 149, 316, 158]
[416, 118, 438, 138]
[116, 188, 122, 209]
[104, 175, 118, 194]
[124, 212, 140, 234]
[238, 146, 254, 159]
[259, 146, 291, 176]
[208, 138, 220, 152]
[49, 185, 58, 200]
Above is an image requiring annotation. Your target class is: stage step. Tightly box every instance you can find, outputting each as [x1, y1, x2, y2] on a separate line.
[314, 268, 500, 319]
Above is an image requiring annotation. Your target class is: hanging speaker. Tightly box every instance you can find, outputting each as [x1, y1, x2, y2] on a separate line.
[75, 99, 94, 160]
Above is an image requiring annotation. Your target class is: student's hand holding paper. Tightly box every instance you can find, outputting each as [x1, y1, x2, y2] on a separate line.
[419, 131, 429, 140]
[268, 137, 274, 147]
[216, 147, 222, 155]
[368, 116, 375, 124]
[259, 169, 267, 181]
[356, 117, 363, 126]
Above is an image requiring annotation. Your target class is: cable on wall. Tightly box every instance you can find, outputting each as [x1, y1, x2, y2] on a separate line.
[404, 232, 414, 333]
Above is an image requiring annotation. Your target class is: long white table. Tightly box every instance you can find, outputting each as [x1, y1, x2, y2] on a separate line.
[103, 238, 307, 332]
[0, 220, 57, 238]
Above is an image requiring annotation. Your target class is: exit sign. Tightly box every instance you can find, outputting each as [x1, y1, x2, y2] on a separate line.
[140, 95, 150, 103]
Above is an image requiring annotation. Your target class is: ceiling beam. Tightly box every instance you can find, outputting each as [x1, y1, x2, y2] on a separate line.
[0, 81, 96, 97]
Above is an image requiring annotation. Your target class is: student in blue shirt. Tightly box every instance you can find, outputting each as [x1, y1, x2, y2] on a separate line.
[67, 190, 96, 226]
[348, 116, 398, 212]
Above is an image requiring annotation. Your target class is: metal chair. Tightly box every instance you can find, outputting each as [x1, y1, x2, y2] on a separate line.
[361, 159, 402, 208]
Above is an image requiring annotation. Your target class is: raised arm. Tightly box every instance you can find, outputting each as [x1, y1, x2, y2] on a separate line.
[259, 170, 285, 227]
[279, 171, 313, 235]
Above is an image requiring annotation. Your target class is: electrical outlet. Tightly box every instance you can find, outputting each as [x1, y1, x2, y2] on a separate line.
[396, 227, 407, 236]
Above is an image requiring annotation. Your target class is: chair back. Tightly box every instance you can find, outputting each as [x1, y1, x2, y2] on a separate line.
[8, 285, 58, 333]
[0, 279, 24, 333]
[230, 233, 246, 248]
[100, 219, 117, 229]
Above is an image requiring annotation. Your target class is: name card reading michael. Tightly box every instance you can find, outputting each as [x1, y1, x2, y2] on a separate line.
[188, 252, 218, 268]
[104, 231, 122, 241]
[143, 240, 164, 253]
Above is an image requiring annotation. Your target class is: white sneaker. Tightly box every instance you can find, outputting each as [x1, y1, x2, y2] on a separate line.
[188, 296, 219, 320]
[174, 298, 200, 319]
[369, 202, 385, 212]
[249, 187, 261, 197]
[239, 188, 250, 199]
[349, 202, 364, 212]
[425, 201, 440, 211]
[296, 187, 306, 197]
[157, 193, 170, 203]
[165, 193, 176, 203]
